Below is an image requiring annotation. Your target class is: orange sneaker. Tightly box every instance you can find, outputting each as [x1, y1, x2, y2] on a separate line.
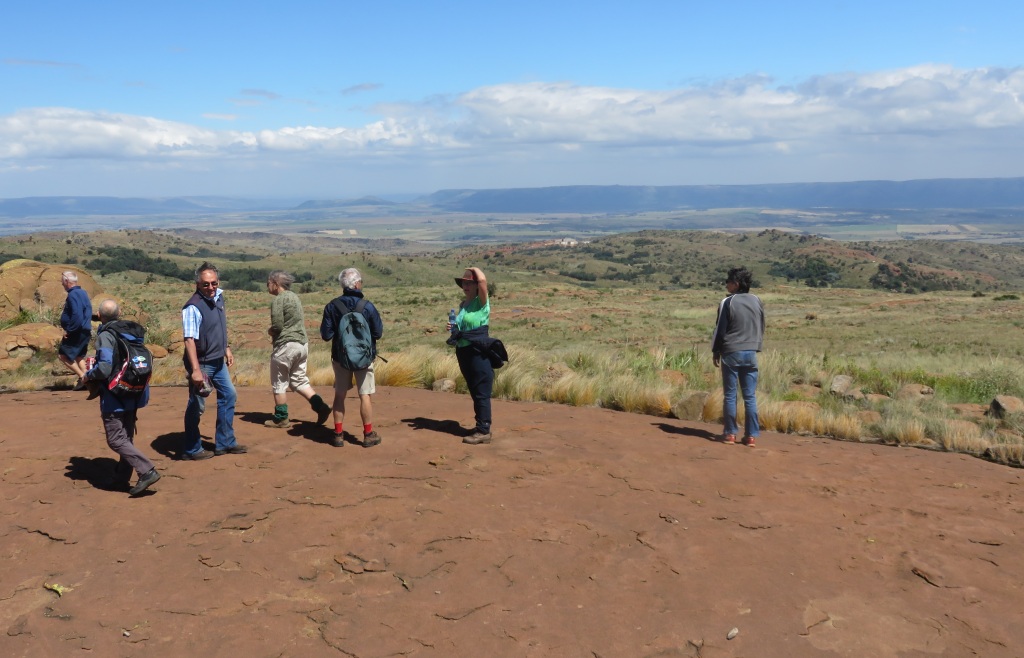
[743, 436, 757, 447]
[723, 434, 737, 444]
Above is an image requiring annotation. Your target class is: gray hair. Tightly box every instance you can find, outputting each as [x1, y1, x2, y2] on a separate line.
[194, 261, 219, 283]
[268, 270, 295, 290]
[98, 299, 120, 322]
[339, 268, 362, 289]
[62, 271, 78, 284]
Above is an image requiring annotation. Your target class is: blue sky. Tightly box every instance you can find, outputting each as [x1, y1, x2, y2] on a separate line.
[2, 1, 1023, 198]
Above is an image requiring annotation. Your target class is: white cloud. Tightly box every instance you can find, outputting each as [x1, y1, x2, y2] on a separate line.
[2, 65, 1023, 193]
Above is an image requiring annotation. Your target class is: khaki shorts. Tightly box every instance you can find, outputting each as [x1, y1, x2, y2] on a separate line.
[332, 360, 375, 396]
[270, 342, 311, 394]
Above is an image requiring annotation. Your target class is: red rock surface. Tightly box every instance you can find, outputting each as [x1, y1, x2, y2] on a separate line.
[2, 386, 1023, 656]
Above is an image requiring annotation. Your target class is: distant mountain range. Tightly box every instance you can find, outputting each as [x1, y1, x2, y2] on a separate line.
[424, 178, 1024, 212]
[3, 178, 1024, 217]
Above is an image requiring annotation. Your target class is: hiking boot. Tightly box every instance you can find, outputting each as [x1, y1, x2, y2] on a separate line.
[129, 469, 161, 496]
[463, 431, 492, 445]
[214, 444, 248, 456]
[182, 449, 214, 461]
[332, 432, 346, 447]
[264, 418, 292, 429]
[362, 431, 381, 448]
[316, 406, 332, 426]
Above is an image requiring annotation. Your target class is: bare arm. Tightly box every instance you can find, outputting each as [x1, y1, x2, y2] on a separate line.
[471, 267, 488, 305]
[184, 338, 205, 384]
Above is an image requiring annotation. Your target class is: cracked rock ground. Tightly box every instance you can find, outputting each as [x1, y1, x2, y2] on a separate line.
[1, 386, 1023, 657]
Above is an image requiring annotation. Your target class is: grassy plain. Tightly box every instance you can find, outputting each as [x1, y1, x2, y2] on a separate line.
[2, 228, 1023, 465]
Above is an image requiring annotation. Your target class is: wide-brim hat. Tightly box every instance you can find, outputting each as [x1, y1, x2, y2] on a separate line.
[454, 268, 478, 287]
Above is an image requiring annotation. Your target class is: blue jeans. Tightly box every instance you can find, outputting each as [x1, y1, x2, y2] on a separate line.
[183, 358, 238, 455]
[721, 350, 759, 438]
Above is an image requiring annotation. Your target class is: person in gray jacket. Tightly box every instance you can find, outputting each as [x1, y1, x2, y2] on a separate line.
[710, 267, 765, 447]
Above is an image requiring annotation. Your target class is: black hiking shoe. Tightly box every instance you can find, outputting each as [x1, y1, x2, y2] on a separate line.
[129, 469, 161, 497]
[362, 431, 381, 448]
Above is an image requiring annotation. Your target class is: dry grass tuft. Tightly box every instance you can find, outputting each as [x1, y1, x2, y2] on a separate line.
[601, 375, 672, 416]
[877, 416, 928, 445]
[542, 371, 599, 407]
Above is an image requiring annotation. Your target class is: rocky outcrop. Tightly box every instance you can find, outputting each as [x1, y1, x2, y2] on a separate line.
[432, 378, 456, 393]
[0, 323, 65, 369]
[671, 390, 710, 421]
[830, 375, 864, 400]
[987, 395, 1024, 419]
[896, 384, 934, 401]
[0, 260, 101, 322]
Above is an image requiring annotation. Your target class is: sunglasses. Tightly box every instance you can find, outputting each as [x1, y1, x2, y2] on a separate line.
[199, 281, 220, 288]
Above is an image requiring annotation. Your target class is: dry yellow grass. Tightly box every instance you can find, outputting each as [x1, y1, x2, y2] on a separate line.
[759, 401, 816, 434]
[542, 371, 599, 407]
[701, 388, 746, 427]
[877, 416, 928, 445]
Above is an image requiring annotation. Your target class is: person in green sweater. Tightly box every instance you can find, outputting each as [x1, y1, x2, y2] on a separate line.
[264, 271, 332, 428]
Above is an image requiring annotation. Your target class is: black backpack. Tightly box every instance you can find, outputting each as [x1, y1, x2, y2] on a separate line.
[331, 298, 374, 370]
[101, 320, 153, 397]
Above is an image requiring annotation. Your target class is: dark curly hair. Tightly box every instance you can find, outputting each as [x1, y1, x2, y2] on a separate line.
[727, 267, 753, 293]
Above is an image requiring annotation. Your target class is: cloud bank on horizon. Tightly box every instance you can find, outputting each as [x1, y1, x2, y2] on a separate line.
[3, 2, 1024, 198]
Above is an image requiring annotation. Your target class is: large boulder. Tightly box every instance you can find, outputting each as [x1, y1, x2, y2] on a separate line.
[671, 390, 710, 421]
[988, 395, 1024, 419]
[830, 375, 854, 396]
[0, 260, 102, 322]
[432, 378, 457, 393]
[0, 323, 65, 359]
[896, 383, 934, 402]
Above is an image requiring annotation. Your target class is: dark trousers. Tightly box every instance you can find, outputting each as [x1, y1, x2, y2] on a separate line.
[102, 410, 154, 477]
[456, 346, 493, 433]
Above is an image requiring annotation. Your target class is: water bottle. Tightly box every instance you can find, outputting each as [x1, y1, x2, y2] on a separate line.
[448, 309, 457, 334]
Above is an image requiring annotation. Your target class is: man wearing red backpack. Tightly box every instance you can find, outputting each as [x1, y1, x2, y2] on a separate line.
[82, 299, 161, 497]
[320, 267, 384, 448]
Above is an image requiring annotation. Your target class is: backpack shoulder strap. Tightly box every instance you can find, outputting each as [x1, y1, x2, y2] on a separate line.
[354, 298, 368, 314]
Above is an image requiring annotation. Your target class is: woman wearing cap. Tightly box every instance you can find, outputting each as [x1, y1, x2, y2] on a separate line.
[447, 267, 493, 444]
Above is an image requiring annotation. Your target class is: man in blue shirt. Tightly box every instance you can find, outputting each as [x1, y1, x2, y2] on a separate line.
[181, 262, 246, 460]
[58, 271, 93, 389]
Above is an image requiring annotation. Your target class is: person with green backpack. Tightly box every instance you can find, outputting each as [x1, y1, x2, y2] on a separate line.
[320, 267, 384, 448]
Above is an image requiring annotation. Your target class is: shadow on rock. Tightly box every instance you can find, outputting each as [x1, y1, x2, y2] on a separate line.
[64, 456, 129, 492]
[403, 417, 467, 437]
[286, 420, 335, 445]
[653, 422, 719, 442]
[238, 410, 275, 426]
[151, 432, 214, 459]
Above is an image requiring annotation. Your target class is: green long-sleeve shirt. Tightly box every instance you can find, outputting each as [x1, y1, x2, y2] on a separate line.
[270, 290, 308, 347]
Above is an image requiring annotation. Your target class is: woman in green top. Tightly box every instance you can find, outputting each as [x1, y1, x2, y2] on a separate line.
[265, 271, 332, 428]
[448, 267, 493, 444]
